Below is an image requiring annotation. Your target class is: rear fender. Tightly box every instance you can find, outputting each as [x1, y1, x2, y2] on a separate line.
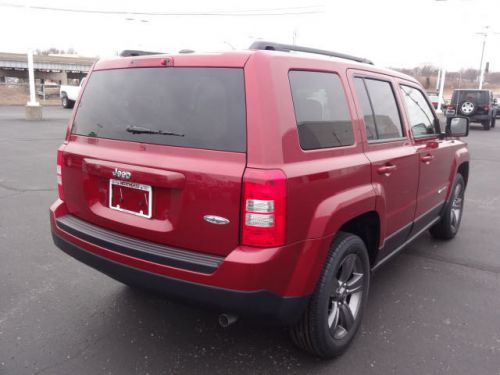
[288, 185, 378, 295]
[306, 184, 377, 239]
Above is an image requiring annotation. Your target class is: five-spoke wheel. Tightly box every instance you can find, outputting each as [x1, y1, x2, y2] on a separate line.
[430, 173, 466, 239]
[290, 232, 370, 358]
[327, 254, 364, 340]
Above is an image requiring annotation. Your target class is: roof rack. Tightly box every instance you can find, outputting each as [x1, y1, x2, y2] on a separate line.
[249, 41, 374, 65]
[119, 50, 165, 57]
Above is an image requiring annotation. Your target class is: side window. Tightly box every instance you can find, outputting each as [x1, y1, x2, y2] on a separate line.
[289, 71, 355, 150]
[353, 78, 377, 140]
[363, 79, 404, 140]
[400, 85, 437, 137]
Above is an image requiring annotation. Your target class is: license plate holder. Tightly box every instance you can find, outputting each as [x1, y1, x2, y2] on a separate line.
[109, 179, 153, 219]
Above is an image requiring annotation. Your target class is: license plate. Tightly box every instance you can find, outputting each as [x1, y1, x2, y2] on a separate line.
[109, 179, 153, 219]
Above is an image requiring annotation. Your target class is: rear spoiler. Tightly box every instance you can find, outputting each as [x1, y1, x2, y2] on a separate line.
[119, 50, 165, 57]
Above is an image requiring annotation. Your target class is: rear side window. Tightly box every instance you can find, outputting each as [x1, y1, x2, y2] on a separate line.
[289, 71, 354, 150]
[72, 68, 246, 152]
[362, 79, 404, 140]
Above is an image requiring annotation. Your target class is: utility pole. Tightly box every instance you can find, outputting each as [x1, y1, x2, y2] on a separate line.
[292, 28, 297, 45]
[435, 68, 441, 92]
[477, 26, 488, 89]
[437, 68, 446, 113]
[27, 49, 38, 106]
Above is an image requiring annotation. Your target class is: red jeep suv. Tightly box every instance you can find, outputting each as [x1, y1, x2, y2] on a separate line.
[50, 42, 470, 358]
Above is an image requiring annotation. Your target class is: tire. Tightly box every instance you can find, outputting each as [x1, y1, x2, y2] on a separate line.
[429, 174, 465, 240]
[459, 101, 475, 116]
[290, 232, 370, 358]
[61, 94, 74, 109]
[482, 120, 491, 130]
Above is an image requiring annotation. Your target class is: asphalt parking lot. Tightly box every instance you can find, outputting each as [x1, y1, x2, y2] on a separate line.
[1, 105, 499, 375]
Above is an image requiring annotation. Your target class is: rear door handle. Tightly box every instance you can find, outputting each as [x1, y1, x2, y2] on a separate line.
[377, 164, 397, 176]
[421, 154, 434, 164]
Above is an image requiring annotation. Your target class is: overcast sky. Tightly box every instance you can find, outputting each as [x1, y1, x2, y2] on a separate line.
[1, 0, 499, 71]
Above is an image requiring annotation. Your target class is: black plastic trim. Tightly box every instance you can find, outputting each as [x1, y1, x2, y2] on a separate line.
[410, 202, 445, 236]
[372, 202, 444, 271]
[120, 50, 164, 57]
[56, 215, 223, 274]
[377, 222, 412, 261]
[52, 232, 309, 325]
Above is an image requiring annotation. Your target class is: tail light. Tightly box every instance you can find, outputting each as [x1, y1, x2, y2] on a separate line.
[241, 168, 286, 247]
[484, 105, 490, 111]
[448, 104, 455, 109]
[56, 145, 65, 200]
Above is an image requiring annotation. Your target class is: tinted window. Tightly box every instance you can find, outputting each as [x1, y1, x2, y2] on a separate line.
[289, 71, 354, 150]
[400, 85, 438, 137]
[353, 78, 377, 140]
[72, 68, 246, 152]
[364, 79, 403, 139]
[451, 90, 489, 105]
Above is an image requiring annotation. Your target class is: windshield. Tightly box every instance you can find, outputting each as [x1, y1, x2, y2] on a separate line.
[72, 67, 247, 152]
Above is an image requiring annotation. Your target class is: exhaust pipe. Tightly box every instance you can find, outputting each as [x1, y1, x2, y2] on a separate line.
[218, 313, 238, 328]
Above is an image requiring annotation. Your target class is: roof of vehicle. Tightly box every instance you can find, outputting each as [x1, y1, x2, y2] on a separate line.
[452, 89, 490, 92]
[93, 49, 419, 84]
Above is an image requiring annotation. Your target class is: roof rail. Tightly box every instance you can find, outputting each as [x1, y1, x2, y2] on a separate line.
[249, 41, 373, 65]
[119, 50, 165, 57]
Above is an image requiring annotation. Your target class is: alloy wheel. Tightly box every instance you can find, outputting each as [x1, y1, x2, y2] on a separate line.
[327, 253, 364, 340]
[450, 183, 464, 232]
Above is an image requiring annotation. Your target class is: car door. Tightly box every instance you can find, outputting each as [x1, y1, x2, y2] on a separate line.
[348, 72, 419, 260]
[398, 83, 456, 235]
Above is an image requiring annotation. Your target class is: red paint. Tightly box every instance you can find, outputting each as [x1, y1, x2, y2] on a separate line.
[51, 50, 470, 300]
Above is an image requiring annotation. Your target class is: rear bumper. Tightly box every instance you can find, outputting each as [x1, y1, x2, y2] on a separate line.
[49, 200, 331, 324]
[52, 232, 308, 324]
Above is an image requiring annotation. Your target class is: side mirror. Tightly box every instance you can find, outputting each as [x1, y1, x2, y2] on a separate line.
[446, 117, 469, 137]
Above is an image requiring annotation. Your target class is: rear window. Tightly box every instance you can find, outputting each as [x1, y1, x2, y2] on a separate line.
[72, 67, 246, 152]
[451, 90, 489, 105]
[289, 71, 354, 150]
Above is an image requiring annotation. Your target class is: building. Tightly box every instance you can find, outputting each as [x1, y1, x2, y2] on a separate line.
[0, 52, 96, 85]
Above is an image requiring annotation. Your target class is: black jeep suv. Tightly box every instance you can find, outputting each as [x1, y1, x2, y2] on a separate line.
[446, 89, 496, 130]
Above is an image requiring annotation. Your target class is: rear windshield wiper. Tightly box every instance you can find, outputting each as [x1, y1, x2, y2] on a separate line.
[126, 125, 184, 137]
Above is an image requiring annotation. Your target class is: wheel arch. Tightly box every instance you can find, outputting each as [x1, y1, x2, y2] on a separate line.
[457, 161, 469, 187]
[338, 211, 380, 267]
[292, 209, 381, 297]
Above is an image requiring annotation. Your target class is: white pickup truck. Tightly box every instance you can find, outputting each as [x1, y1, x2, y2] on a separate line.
[60, 78, 85, 108]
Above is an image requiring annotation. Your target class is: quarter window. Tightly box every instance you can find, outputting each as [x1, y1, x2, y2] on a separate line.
[289, 71, 355, 150]
[400, 85, 438, 137]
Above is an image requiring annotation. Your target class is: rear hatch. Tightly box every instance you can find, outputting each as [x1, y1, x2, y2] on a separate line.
[61, 60, 248, 257]
[450, 90, 490, 116]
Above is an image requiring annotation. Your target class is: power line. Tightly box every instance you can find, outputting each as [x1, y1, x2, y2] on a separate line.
[0, 2, 324, 16]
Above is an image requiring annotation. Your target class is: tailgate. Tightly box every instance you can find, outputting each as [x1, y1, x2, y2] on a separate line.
[62, 140, 245, 256]
[61, 65, 247, 257]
